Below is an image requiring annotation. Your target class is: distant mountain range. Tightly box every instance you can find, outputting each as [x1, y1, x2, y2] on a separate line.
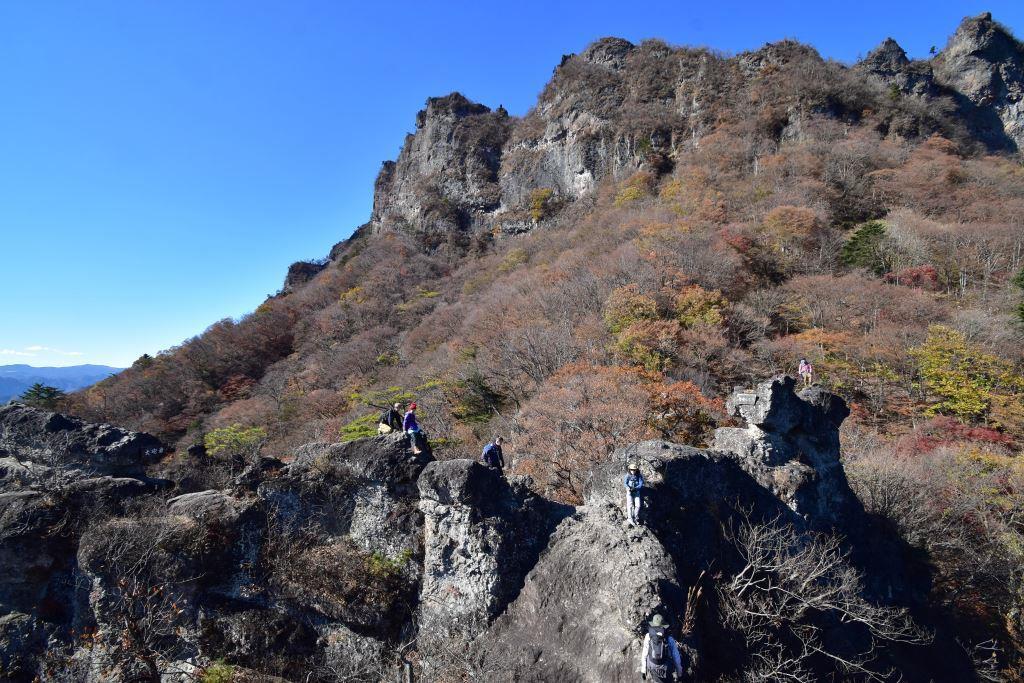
[0, 364, 123, 403]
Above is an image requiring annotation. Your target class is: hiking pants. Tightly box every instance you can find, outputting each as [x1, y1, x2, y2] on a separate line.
[626, 490, 642, 523]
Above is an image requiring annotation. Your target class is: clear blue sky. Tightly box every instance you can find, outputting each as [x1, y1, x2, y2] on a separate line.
[1, 1, 1020, 367]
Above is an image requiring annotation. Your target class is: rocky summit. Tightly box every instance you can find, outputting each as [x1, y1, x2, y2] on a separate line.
[11, 10, 1024, 682]
[0, 378, 973, 680]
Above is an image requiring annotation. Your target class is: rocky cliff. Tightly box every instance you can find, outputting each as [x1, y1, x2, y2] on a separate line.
[303, 12, 1024, 262]
[0, 377, 972, 681]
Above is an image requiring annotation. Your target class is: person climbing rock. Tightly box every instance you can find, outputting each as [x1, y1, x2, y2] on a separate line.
[640, 614, 684, 682]
[624, 462, 644, 526]
[481, 436, 505, 476]
[378, 402, 403, 435]
[404, 402, 423, 454]
[798, 357, 814, 388]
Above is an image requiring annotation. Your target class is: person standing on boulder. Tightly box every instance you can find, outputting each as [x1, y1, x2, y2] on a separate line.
[378, 402, 403, 435]
[481, 436, 505, 476]
[798, 357, 814, 388]
[404, 402, 423, 454]
[624, 462, 644, 526]
[640, 614, 684, 682]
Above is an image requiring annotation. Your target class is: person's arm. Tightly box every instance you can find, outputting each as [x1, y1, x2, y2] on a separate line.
[640, 633, 650, 675]
[498, 446, 505, 467]
[669, 637, 683, 675]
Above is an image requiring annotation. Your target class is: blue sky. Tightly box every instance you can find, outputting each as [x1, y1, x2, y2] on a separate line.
[1, 1, 1021, 368]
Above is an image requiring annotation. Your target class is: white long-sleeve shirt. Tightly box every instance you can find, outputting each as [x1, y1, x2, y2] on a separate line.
[640, 632, 683, 677]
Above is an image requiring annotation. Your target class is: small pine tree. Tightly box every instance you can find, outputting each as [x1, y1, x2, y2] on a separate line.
[840, 220, 887, 274]
[19, 383, 66, 410]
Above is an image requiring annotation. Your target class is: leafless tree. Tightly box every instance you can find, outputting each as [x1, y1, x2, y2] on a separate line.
[720, 513, 930, 682]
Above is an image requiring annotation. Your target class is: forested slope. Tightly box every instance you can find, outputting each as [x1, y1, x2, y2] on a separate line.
[56, 12, 1024, 677]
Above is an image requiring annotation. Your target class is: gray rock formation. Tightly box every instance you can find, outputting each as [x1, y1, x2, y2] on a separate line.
[370, 93, 513, 241]
[416, 461, 568, 660]
[0, 380, 972, 681]
[933, 12, 1024, 149]
[281, 259, 326, 294]
[0, 403, 163, 478]
[713, 376, 858, 525]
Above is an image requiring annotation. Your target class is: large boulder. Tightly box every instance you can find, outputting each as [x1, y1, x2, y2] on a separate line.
[470, 452, 681, 682]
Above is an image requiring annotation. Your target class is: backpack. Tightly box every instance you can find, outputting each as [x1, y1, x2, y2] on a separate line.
[482, 443, 498, 467]
[647, 627, 669, 680]
[379, 409, 391, 425]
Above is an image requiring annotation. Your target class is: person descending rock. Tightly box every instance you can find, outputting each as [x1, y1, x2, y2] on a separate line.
[798, 357, 815, 388]
[624, 462, 644, 526]
[378, 402, 403, 435]
[640, 614, 684, 682]
[404, 402, 423, 454]
[481, 436, 505, 476]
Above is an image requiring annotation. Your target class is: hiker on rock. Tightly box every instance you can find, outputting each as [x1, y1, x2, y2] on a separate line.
[482, 436, 505, 476]
[798, 357, 814, 388]
[378, 402, 403, 435]
[624, 462, 644, 526]
[640, 614, 683, 682]
[404, 402, 423, 454]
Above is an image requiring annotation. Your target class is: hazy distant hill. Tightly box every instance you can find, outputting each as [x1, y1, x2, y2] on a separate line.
[0, 364, 123, 402]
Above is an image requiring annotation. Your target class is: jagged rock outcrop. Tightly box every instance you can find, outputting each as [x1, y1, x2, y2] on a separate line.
[0, 379, 975, 681]
[859, 37, 939, 98]
[713, 375, 859, 525]
[281, 259, 327, 294]
[415, 461, 568, 661]
[933, 12, 1024, 149]
[370, 93, 513, 240]
[0, 403, 163, 479]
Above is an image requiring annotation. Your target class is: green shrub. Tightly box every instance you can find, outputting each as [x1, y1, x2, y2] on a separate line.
[201, 661, 234, 683]
[529, 188, 555, 221]
[203, 424, 267, 458]
[339, 413, 379, 442]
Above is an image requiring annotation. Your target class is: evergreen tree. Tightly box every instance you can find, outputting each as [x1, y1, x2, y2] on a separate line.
[840, 220, 887, 274]
[19, 383, 67, 410]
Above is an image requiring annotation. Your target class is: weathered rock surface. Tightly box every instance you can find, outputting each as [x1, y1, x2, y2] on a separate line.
[714, 375, 859, 525]
[933, 12, 1024, 149]
[416, 461, 568, 660]
[0, 379, 973, 681]
[0, 403, 163, 479]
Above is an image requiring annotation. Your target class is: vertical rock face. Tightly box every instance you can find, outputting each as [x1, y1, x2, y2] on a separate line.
[713, 375, 857, 525]
[370, 93, 513, 240]
[932, 12, 1024, 149]
[415, 460, 568, 661]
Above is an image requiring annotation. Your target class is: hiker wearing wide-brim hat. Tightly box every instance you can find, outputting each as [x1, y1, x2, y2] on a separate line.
[640, 613, 684, 681]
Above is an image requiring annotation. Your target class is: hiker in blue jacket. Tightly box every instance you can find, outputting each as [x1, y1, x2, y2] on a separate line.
[624, 462, 644, 525]
[404, 402, 423, 454]
[481, 436, 505, 476]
